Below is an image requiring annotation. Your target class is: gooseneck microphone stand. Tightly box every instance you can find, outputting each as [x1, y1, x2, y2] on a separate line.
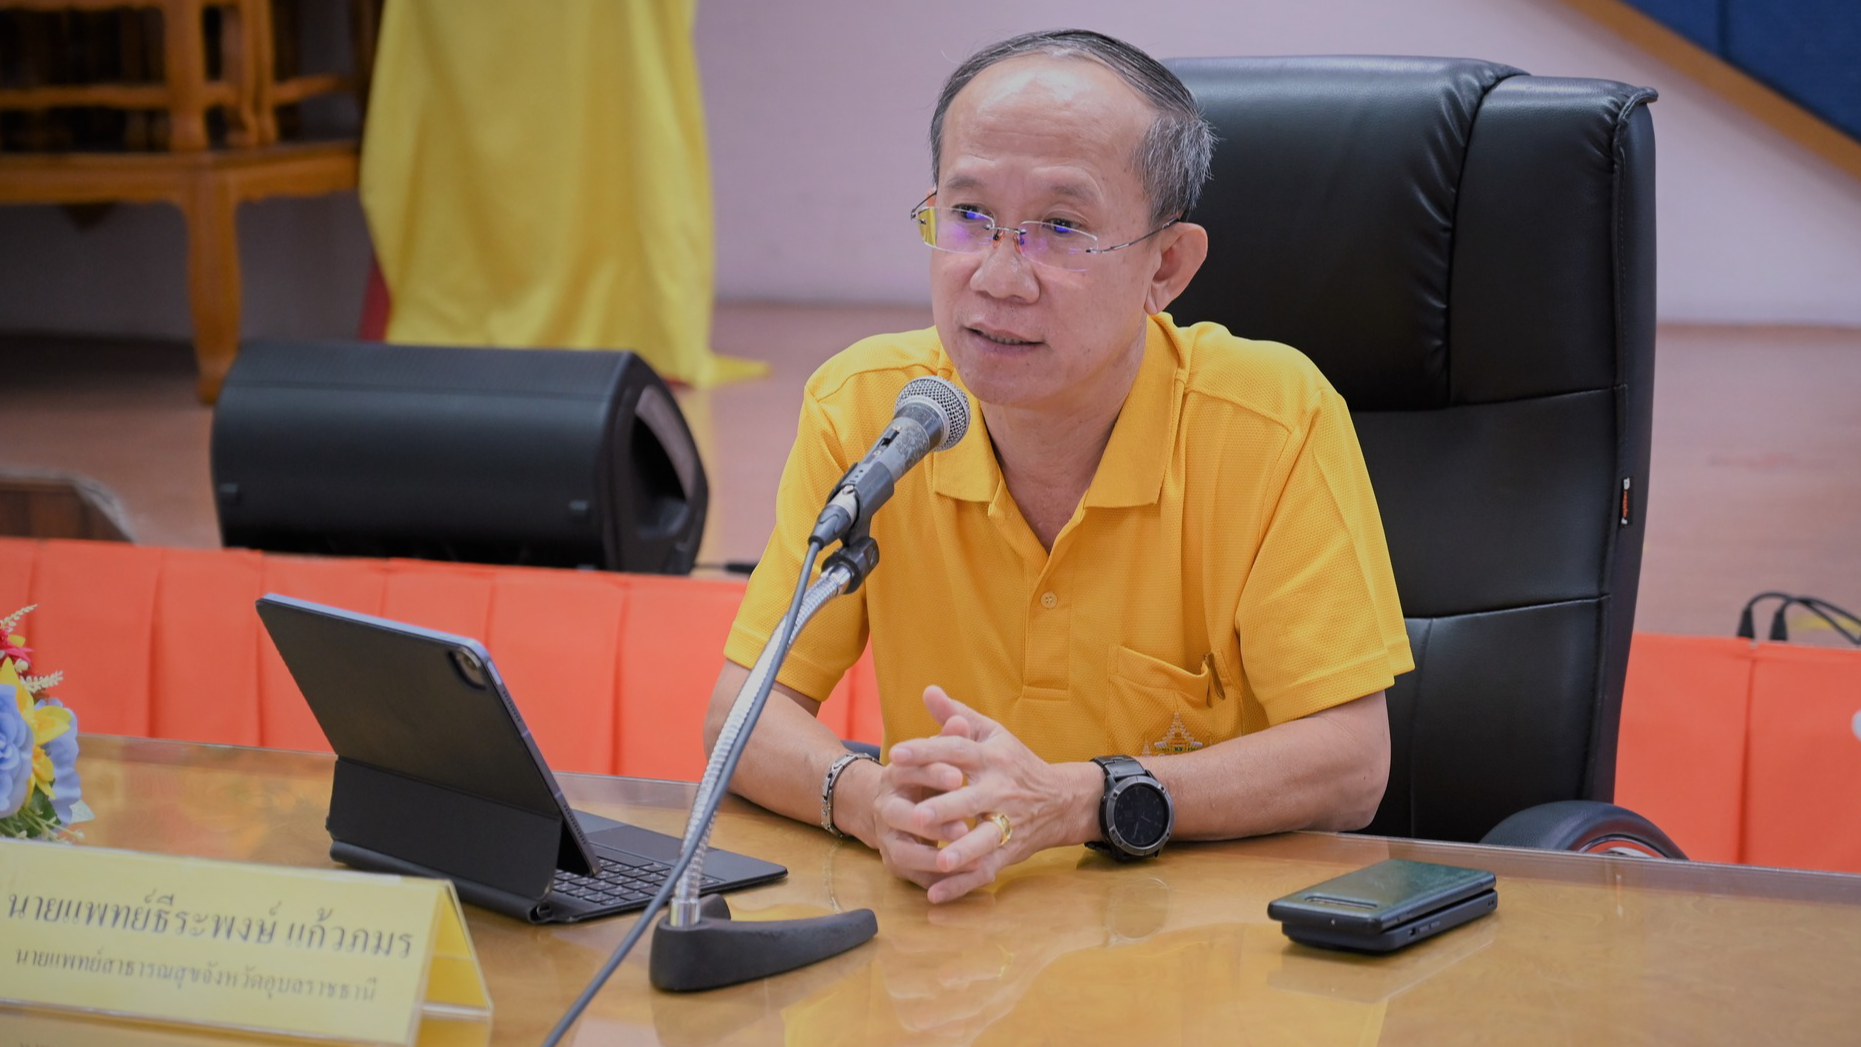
[540, 530, 882, 1044]
[648, 532, 882, 991]
[542, 376, 967, 1043]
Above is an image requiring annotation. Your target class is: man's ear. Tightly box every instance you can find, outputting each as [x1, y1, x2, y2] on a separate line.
[1143, 222, 1209, 315]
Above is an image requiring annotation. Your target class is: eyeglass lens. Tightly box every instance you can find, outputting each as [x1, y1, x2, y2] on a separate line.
[916, 207, 1095, 271]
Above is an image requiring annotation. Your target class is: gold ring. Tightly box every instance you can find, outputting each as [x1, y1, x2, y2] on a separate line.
[988, 812, 1012, 846]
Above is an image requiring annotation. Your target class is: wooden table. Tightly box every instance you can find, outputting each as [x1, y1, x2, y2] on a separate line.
[9, 735, 1861, 1045]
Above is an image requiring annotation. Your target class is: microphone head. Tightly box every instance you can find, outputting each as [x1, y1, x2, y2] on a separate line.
[896, 376, 971, 452]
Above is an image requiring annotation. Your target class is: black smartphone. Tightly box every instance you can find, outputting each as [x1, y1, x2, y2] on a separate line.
[1267, 858, 1497, 953]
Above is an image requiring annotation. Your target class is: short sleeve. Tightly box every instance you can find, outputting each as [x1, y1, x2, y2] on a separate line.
[1234, 383, 1413, 724]
[722, 387, 870, 703]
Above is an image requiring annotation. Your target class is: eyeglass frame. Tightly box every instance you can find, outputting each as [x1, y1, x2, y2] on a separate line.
[910, 192, 1182, 272]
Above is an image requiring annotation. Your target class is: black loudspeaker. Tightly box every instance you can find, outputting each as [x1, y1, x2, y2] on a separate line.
[211, 340, 708, 574]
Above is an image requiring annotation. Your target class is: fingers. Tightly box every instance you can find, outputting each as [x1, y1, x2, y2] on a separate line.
[922, 685, 991, 735]
[889, 734, 987, 771]
[926, 847, 1014, 904]
[873, 763, 969, 849]
[878, 800, 1006, 890]
[931, 812, 1011, 873]
[894, 684, 1008, 769]
[874, 815, 960, 885]
[883, 814, 1012, 900]
[906, 782, 994, 834]
[881, 850, 945, 888]
[911, 818, 971, 845]
[882, 757, 966, 795]
[877, 799, 966, 846]
[876, 691, 1043, 903]
[921, 684, 959, 723]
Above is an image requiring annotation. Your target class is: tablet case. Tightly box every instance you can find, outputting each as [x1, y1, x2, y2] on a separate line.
[256, 594, 785, 923]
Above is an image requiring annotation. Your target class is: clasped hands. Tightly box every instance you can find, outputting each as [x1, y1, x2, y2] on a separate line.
[859, 686, 1096, 903]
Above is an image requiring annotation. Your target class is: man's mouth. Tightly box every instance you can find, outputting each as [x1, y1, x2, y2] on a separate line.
[969, 325, 1039, 347]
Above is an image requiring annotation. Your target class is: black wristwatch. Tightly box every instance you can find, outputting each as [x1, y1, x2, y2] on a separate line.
[1086, 755, 1173, 860]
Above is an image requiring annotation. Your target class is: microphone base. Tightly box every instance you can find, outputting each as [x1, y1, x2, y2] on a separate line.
[648, 894, 878, 992]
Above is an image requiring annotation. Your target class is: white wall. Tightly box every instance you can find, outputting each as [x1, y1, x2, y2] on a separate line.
[696, 0, 1861, 325]
[2, 0, 1857, 338]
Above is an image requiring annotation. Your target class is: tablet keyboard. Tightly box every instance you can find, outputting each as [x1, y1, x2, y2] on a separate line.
[551, 852, 722, 909]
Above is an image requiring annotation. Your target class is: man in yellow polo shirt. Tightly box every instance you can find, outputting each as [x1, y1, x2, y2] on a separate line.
[705, 29, 1413, 903]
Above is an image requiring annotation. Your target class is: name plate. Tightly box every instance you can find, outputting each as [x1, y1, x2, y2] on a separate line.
[0, 839, 491, 1045]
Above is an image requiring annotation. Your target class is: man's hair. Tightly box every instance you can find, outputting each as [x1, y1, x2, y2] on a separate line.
[929, 29, 1216, 225]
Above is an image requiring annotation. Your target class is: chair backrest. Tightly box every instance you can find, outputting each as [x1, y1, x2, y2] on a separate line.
[1164, 56, 1657, 842]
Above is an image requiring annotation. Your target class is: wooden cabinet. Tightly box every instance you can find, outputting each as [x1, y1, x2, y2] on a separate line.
[0, 1, 378, 401]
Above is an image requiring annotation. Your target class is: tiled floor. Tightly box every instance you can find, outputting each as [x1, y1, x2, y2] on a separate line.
[6, 307, 1860, 641]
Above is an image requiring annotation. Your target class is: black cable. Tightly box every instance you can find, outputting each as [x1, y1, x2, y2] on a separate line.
[540, 538, 824, 1047]
[1776, 596, 1861, 646]
[1799, 597, 1861, 644]
[1737, 591, 1796, 640]
[1767, 598, 1793, 642]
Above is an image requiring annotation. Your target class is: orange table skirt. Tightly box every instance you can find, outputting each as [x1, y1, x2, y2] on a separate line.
[1617, 633, 1861, 874]
[0, 538, 880, 782]
[10, 537, 1851, 874]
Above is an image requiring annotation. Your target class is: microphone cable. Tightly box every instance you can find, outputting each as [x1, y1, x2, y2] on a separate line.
[539, 537, 824, 1047]
[1768, 595, 1861, 646]
[1736, 592, 1796, 640]
[1796, 597, 1861, 645]
[1737, 591, 1861, 645]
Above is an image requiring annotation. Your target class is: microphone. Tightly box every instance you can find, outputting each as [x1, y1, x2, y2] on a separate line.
[810, 376, 971, 544]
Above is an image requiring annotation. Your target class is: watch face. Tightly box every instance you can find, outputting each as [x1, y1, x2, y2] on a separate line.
[1111, 782, 1171, 850]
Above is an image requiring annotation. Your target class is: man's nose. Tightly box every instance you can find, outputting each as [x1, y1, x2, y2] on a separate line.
[971, 226, 1037, 297]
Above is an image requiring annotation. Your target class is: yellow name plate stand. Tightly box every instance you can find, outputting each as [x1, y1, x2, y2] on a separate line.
[0, 838, 491, 1045]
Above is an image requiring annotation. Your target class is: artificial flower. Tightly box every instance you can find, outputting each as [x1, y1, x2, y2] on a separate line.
[0, 682, 33, 819]
[38, 698, 83, 823]
[0, 629, 29, 669]
[25, 694, 73, 798]
[0, 606, 86, 839]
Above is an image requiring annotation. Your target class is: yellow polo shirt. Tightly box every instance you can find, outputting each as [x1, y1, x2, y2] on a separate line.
[723, 313, 1412, 763]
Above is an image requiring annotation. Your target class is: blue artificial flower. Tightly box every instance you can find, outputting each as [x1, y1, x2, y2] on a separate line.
[38, 698, 81, 823]
[0, 683, 33, 819]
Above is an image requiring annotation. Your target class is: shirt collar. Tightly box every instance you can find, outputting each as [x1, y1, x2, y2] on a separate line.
[928, 358, 998, 503]
[928, 315, 1182, 508]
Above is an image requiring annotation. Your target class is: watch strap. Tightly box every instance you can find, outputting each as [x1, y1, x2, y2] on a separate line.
[1093, 754, 1147, 784]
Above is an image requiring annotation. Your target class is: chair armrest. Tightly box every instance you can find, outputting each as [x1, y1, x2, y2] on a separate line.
[1480, 800, 1687, 858]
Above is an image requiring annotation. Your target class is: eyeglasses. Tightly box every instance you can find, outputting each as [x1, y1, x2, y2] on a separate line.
[910, 194, 1179, 272]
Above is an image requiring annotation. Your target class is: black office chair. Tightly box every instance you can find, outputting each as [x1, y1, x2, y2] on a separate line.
[1164, 56, 1683, 856]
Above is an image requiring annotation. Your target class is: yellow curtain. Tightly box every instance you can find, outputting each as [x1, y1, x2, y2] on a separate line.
[359, 0, 765, 387]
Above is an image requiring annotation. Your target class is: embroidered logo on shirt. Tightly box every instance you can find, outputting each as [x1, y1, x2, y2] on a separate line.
[1149, 713, 1206, 755]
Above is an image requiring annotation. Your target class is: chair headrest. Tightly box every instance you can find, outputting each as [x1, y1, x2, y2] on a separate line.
[1163, 56, 1651, 411]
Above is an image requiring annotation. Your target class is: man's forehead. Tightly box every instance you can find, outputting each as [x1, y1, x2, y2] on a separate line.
[939, 172, 1100, 202]
[952, 54, 1151, 123]
[938, 54, 1154, 191]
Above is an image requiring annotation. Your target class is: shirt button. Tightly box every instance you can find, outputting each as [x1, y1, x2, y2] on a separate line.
[1040, 591, 1058, 609]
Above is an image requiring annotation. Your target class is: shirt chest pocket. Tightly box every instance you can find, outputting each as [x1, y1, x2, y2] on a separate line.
[1105, 646, 1242, 756]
